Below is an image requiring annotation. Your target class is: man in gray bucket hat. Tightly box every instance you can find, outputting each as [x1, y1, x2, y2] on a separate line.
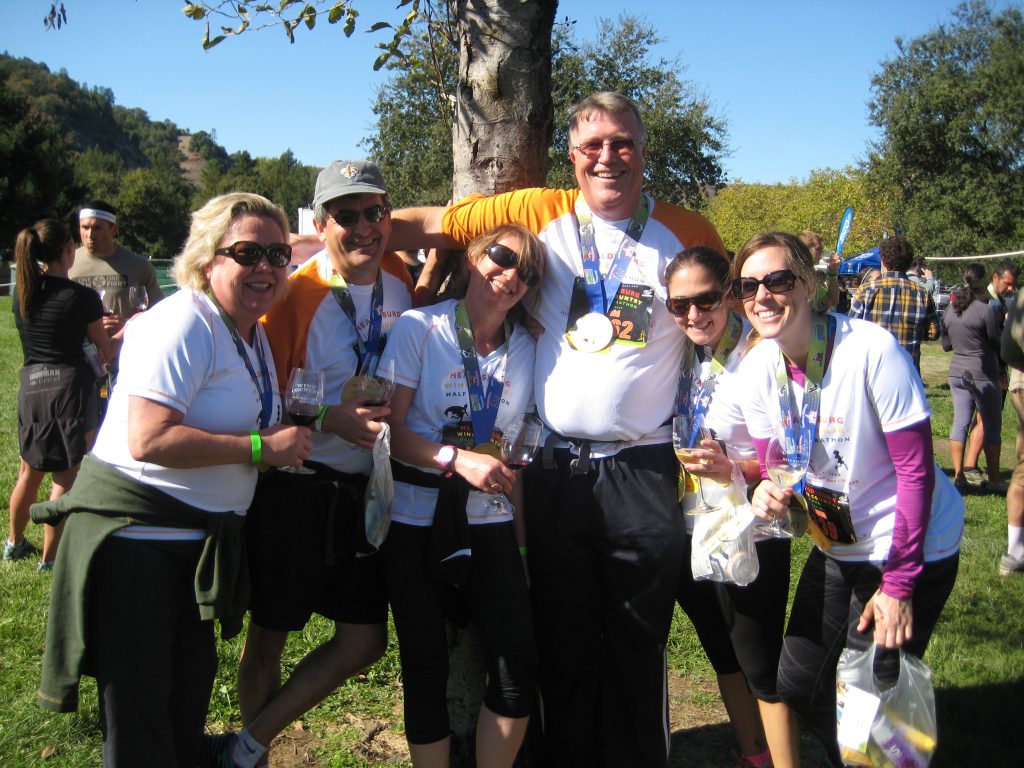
[212, 161, 414, 767]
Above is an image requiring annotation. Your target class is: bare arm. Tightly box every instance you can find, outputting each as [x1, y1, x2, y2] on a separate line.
[86, 318, 118, 367]
[389, 206, 456, 251]
[127, 396, 311, 469]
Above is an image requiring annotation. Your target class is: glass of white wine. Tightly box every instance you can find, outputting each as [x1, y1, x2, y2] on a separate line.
[672, 415, 715, 515]
[757, 427, 811, 538]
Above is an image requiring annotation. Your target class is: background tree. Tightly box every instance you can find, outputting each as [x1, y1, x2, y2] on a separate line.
[865, 0, 1024, 256]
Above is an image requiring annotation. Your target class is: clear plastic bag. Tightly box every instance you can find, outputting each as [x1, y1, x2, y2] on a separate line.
[364, 422, 394, 549]
[836, 643, 937, 767]
[690, 470, 759, 586]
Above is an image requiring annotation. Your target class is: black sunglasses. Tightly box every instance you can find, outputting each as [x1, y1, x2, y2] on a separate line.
[214, 241, 292, 268]
[484, 243, 539, 287]
[328, 204, 389, 227]
[665, 290, 724, 317]
[731, 270, 801, 300]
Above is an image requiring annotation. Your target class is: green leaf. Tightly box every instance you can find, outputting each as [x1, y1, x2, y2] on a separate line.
[343, 9, 357, 37]
[327, 3, 345, 23]
[368, 21, 392, 33]
[373, 51, 391, 71]
[303, 5, 316, 31]
[182, 3, 207, 21]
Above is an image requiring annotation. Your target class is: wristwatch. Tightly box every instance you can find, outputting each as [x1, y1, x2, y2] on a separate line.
[436, 445, 458, 478]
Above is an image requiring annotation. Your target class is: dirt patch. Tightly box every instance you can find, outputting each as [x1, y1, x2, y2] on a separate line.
[263, 674, 828, 767]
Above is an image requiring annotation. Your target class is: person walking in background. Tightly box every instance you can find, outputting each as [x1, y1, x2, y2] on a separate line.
[5, 219, 115, 571]
[848, 236, 938, 372]
[941, 263, 1004, 493]
[999, 288, 1024, 575]
[32, 193, 311, 768]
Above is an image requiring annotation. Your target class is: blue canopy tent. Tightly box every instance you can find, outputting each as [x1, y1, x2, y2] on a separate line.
[838, 247, 881, 275]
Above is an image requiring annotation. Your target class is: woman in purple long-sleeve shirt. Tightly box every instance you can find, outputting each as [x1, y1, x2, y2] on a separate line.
[730, 231, 964, 767]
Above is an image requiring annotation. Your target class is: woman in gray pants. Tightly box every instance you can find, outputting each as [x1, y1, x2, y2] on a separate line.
[942, 263, 1004, 491]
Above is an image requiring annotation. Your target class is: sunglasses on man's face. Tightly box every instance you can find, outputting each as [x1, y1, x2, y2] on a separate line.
[731, 269, 801, 300]
[328, 204, 389, 227]
[484, 243, 539, 287]
[571, 139, 638, 160]
[665, 290, 724, 317]
[214, 241, 292, 269]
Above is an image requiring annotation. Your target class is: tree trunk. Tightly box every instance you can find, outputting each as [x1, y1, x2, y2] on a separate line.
[447, 3, 555, 765]
[452, 0, 556, 200]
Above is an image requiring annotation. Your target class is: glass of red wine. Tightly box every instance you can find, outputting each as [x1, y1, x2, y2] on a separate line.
[281, 367, 324, 474]
[359, 359, 396, 406]
[488, 413, 544, 512]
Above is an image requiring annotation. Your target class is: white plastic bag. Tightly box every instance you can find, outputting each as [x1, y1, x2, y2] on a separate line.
[364, 422, 394, 549]
[836, 643, 937, 767]
[690, 472, 759, 586]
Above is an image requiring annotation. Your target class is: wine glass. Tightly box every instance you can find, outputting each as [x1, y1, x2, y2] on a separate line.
[281, 367, 324, 474]
[98, 288, 118, 316]
[488, 413, 544, 512]
[672, 415, 715, 515]
[360, 358, 396, 406]
[128, 285, 149, 313]
[757, 427, 811, 538]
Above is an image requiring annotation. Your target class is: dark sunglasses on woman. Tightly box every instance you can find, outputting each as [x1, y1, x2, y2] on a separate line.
[731, 269, 801, 300]
[215, 241, 292, 268]
[484, 243, 539, 287]
[665, 290, 723, 317]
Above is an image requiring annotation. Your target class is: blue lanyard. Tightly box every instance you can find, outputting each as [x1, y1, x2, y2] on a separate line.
[676, 312, 743, 447]
[206, 292, 274, 429]
[774, 313, 834, 491]
[574, 195, 651, 315]
[454, 301, 510, 447]
[328, 268, 385, 377]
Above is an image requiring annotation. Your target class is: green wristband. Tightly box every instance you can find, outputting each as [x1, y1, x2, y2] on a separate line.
[250, 431, 263, 465]
[313, 404, 330, 433]
[518, 546, 528, 556]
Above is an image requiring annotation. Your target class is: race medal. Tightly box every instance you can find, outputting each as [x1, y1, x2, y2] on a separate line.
[567, 312, 614, 353]
[341, 375, 366, 402]
[473, 442, 502, 459]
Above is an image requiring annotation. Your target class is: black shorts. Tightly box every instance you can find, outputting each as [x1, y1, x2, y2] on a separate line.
[18, 364, 99, 472]
[245, 466, 387, 631]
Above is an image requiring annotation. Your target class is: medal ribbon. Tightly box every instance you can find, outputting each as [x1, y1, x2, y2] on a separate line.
[676, 312, 743, 447]
[574, 195, 652, 315]
[454, 301, 510, 447]
[205, 291, 274, 429]
[773, 313, 834, 492]
[328, 268, 385, 377]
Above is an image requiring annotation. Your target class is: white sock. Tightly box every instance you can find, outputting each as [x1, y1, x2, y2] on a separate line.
[1009, 525, 1024, 560]
[231, 729, 267, 768]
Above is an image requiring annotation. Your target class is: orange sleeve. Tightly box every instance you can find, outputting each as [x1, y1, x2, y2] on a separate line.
[442, 188, 578, 244]
[260, 260, 328, 386]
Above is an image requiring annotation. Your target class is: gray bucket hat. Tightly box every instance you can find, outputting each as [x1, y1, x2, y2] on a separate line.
[312, 160, 388, 207]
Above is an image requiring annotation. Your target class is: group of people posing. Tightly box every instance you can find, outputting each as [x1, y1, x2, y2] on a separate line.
[16, 91, 965, 768]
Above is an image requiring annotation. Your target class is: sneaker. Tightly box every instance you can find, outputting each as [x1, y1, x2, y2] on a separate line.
[36, 560, 54, 574]
[963, 467, 986, 487]
[983, 480, 1009, 495]
[953, 475, 968, 493]
[999, 552, 1024, 576]
[3, 538, 37, 561]
[199, 732, 238, 768]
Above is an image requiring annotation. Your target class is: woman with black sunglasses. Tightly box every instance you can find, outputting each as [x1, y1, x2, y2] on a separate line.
[733, 231, 963, 766]
[378, 223, 545, 768]
[33, 193, 311, 767]
[664, 246, 792, 768]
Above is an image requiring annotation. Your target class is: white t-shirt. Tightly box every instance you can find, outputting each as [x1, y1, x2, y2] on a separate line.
[93, 288, 282, 512]
[739, 314, 963, 563]
[381, 299, 536, 527]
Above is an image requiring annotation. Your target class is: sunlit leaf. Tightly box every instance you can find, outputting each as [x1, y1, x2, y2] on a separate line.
[373, 51, 391, 71]
[368, 21, 392, 32]
[328, 3, 344, 23]
[183, 3, 207, 21]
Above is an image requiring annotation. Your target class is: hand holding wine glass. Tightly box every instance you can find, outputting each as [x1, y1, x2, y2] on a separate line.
[128, 285, 149, 314]
[487, 414, 543, 512]
[756, 427, 810, 538]
[281, 367, 324, 474]
[360, 359, 396, 406]
[673, 415, 716, 515]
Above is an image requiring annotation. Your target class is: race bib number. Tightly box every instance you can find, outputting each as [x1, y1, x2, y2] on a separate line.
[566, 278, 652, 348]
[804, 484, 857, 544]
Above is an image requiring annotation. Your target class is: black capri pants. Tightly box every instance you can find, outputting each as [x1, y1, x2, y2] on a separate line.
[381, 520, 536, 744]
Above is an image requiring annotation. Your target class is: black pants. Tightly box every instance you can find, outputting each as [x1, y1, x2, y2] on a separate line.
[89, 536, 217, 768]
[525, 444, 685, 768]
[381, 521, 537, 744]
[777, 549, 959, 766]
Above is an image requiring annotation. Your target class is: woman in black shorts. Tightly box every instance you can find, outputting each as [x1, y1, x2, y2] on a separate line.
[5, 219, 115, 570]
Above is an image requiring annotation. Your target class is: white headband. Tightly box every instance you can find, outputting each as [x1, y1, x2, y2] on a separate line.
[79, 208, 117, 224]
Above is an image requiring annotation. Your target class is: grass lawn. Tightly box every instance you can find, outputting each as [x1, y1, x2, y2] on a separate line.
[1, 303, 1021, 766]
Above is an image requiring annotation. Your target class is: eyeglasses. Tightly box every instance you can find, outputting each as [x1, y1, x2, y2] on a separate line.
[214, 241, 292, 268]
[665, 290, 724, 317]
[731, 270, 801, 300]
[571, 139, 638, 159]
[484, 243, 539, 287]
[327, 204, 389, 227]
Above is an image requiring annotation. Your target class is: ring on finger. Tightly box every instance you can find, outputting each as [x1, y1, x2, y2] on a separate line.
[489, 482, 502, 491]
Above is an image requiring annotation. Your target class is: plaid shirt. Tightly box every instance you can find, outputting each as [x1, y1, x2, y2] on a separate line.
[849, 271, 939, 367]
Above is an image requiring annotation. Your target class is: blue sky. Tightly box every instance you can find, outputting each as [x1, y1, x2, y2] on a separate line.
[2, 0, 1019, 184]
